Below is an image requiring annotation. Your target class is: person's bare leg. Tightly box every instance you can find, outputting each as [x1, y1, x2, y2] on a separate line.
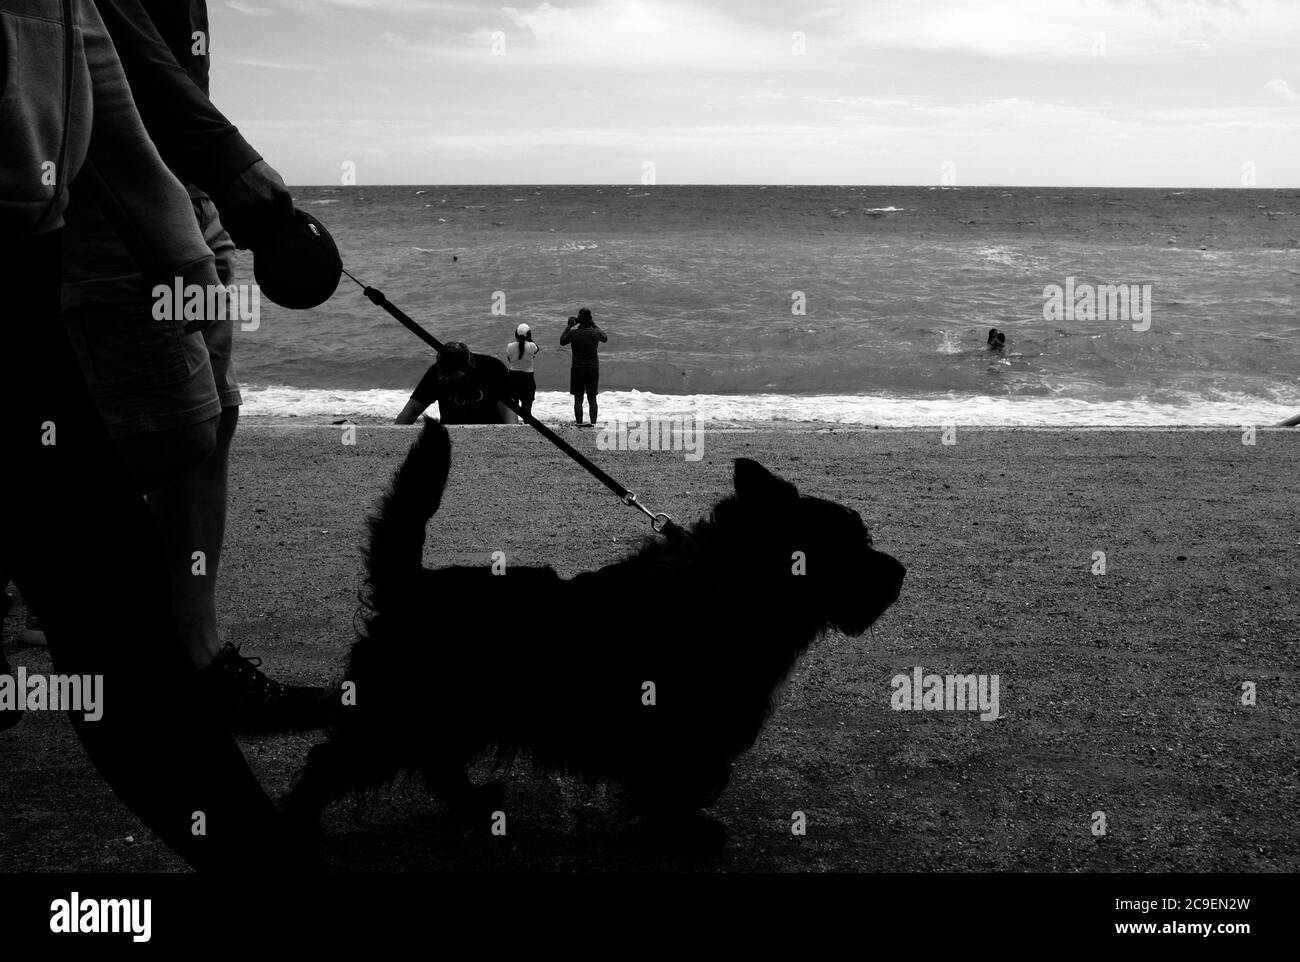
[116, 408, 236, 669]
[574, 396, 583, 424]
[152, 406, 236, 668]
[588, 390, 598, 425]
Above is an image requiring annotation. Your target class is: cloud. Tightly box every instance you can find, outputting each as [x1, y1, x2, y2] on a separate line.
[461, 0, 791, 68]
[228, 57, 324, 71]
[1129, 103, 1300, 130]
[805, 96, 920, 109]
[301, 0, 441, 10]
[1265, 78, 1298, 101]
[224, 2, 273, 15]
[854, 0, 1300, 58]
[212, 0, 1300, 184]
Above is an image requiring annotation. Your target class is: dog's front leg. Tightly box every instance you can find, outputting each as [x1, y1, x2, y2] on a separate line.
[420, 763, 506, 821]
[625, 761, 733, 853]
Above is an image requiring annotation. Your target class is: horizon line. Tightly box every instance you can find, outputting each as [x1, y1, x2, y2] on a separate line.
[285, 182, 1299, 190]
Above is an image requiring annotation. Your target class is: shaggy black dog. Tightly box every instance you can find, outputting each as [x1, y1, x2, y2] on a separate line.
[286, 419, 905, 849]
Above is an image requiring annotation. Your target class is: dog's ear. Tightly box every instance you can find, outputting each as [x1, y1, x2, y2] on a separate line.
[733, 458, 799, 506]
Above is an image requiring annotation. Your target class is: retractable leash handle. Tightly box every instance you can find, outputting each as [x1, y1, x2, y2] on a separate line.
[344, 270, 695, 549]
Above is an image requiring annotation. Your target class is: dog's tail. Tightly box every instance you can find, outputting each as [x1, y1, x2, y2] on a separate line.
[363, 418, 451, 607]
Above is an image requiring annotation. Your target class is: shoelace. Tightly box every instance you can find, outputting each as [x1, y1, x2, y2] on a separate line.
[223, 648, 286, 697]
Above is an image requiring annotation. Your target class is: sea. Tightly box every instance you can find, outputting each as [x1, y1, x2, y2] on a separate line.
[234, 185, 1300, 426]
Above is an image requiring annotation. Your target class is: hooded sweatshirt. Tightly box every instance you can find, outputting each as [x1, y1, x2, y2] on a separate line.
[0, 0, 212, 287]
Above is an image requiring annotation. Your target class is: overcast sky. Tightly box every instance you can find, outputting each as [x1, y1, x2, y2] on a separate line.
[208, 0, 1300, 186]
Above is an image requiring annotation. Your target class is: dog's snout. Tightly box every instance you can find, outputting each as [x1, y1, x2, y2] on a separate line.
[868, 549, 906, 585]
[875, 553, 906, 602]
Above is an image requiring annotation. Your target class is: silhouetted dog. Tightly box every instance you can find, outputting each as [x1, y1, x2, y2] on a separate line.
[286, 420, 905, 849]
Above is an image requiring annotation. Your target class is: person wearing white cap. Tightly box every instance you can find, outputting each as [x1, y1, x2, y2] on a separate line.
[505, 322, 541, 417]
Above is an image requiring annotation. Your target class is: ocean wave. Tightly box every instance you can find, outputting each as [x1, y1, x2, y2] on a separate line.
[935, 330, 963, 355]
[540, 240, 599, 252]
[239, 386, 1296, 427]
[829, 206, 906, 217]
[973, 244, 1049, 270]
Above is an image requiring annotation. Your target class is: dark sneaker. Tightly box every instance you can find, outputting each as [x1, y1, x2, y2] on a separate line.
[198, 643, 339, 733]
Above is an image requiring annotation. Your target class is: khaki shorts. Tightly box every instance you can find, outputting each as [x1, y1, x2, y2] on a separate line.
[63, 198, 242, 440]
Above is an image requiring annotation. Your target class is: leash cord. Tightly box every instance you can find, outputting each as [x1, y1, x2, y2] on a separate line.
[341, 269, 694, 548]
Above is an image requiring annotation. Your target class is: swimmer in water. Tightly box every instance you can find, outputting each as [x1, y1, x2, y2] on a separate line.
[987, 328, 1006, 351]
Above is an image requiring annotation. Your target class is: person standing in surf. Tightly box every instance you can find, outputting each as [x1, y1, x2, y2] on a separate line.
[561, 308, 607, 426]
[505, 323, 541, 418]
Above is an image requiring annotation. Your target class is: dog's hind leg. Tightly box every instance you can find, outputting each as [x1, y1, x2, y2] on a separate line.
[695, 760, 733, 808]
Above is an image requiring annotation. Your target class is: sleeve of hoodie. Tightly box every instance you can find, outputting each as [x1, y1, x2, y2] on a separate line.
[92, 0, 261, 200]
[78, 1, 214, 283]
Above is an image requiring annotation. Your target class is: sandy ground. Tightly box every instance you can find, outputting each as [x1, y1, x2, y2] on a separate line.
[1, 423, 1297, 872]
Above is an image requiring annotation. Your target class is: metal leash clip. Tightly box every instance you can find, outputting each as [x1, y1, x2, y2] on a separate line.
[624, 492, 676, 536]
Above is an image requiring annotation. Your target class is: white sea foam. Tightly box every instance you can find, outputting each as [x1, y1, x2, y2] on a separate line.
[540, 240, 599, 252]
[239, 386, 1295, 427]
[936, 331, 963, 354]
[974, 244, 1049, 271]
